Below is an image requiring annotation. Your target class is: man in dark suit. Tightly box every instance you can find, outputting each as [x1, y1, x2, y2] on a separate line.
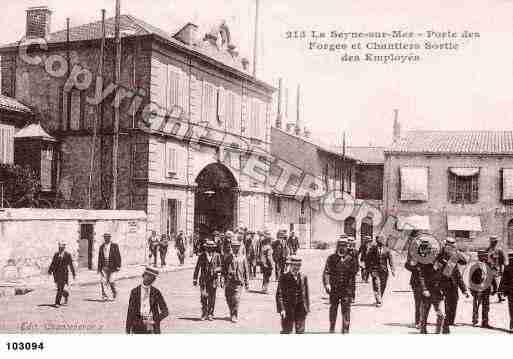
[272, 230, 289, 281]
[323, 236, 359, 333]
[48, 242, 76, 307]
[358, 236, 371, 283]
[193, 239, 223, 321]
[98, 233, 122, 301]
[276, 256, 310, 334]
[498, 252, 513, 332]
[126, 266, 169, 334]
[223, 239, 249, 323]
[366, 235, 395, 307]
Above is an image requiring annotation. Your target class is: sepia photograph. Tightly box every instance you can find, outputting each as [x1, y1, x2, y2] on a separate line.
[1, 0, 513, 348]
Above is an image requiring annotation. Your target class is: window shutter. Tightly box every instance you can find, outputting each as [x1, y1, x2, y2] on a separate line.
[217, 86, 226, 125]
[168, 68, 179, 110]
[70, 90, 81, 130]
[161, 199, 168, 235]
[0, 126, 5, 163]
[166, 145, 177, 176]
[180, 71, 188, 117]
[234, 93, 241, 134]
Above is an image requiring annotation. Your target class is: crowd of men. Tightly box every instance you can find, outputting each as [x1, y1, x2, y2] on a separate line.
[46, 226, 513, 334]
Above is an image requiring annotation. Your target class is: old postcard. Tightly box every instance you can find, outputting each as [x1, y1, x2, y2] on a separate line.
[0, 0, 512, 343]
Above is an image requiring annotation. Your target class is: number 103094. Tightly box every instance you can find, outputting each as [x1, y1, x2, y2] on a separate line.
[6, 342, 44, 351]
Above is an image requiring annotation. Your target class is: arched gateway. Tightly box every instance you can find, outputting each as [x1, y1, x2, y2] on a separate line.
[194, 163, 238, 237]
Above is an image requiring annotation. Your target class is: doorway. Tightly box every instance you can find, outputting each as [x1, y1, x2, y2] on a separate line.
[194, 163, 237, 237]
[508, 219, 513, 248]
[361, 216, 373, 239]
[78, 223, 94, 269]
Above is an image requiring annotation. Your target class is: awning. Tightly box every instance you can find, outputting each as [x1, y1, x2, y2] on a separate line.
[503, 168, 513, 200]
[400, 167, 428, 201]
[397, 215, 430, 231]
[447, 215, 482, 231]
[449, 167, 479, 177]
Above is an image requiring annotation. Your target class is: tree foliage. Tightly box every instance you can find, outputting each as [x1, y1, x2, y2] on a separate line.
[0, 164, 41, 208]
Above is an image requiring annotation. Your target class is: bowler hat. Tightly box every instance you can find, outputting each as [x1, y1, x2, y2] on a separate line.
[489, 236, 499, 242]
[205, 240, 217, 247]
[230, 239, 242, 247]
[337, 235, 349, 245]
[58, 242, 66, 247]
[103, 233, 111, 238]
[143, 266, 159, 277]
[477, 250, 488, 259]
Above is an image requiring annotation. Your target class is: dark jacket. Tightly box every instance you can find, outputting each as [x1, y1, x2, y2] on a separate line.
[418, 263, 444, 300]
[48, 251, 75, 285]
[499, 264, 513, 296]
[126, 285, 169, 334]
[276, 272, 310, 316]
[365, 245, 394, 273]
[272, 239, 288, 262]
[322, 253, 359, 297]
[405, 259, 421, 288]
[97, 242, 122, 273]
[222, 254, 249, 287]
[193, 252, 222, 287]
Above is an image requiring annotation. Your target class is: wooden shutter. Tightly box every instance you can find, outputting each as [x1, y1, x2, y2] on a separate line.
[180, 71, 188, 117]
[41, 147, 54, 191]
[151, 58, 167, 108]
[217, 86, 226, 125]
[0, 125, 5, 163]
[70, 90, 81, 130]
[160, 198, 168, 234]
[202, 81, 216, 124]
[168, 68, 180, 109]
[165, 144, 177, 176]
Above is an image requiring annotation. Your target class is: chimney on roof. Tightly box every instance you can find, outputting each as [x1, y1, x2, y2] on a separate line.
[175, 23, 198, 46]
[295, 84, 302, 136]
[286, 122, 296, 133]
[276, 78, 283, 129]
[393, 109, 401, 142]
[26, 6, 52, 39]
[241, 58, 249, 71]
[304, 127, 311, 138]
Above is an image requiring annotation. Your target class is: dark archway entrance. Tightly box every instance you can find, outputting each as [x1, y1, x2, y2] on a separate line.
[508, 219, 513, 248]
[194, 163, 238, 237]
[361, 216, 373, 239]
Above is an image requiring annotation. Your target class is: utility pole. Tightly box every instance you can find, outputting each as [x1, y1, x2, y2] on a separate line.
[112, 0, 121, 209]
[253, 0, 259, 77]
[87, 9, 106, 209]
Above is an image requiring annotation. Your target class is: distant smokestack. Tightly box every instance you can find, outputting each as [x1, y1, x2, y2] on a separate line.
[26, 6, 52, 39]
[295, 84, 301, 136]
[276, 78, 283, 129]
[393, 109, 401, 141]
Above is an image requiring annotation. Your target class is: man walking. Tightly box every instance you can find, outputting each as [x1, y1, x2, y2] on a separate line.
[272, 230, 289, 281]
[126, 267, 169, 334]
[366, 235, 395, 307]
[439, 237, 469, 326]
[159, 234, 169, 267]
[358, 236, 371, 283]
[175, 231, 186, 265]
[193, 240, 223, 320]
[276, 256, 310, 334]
[48, 242, 76, 307]
[245, 231, 258, 279]
[498, 252, 513, 332]
[487, 236, 507, 303]
[287, 231, 300, 256]
[223, 239, 249, 323]
[98, 233, 122, 301]
[147, 230, 159, 267]
[260, 233, 274, 293]
[471, 250, 493, 328]
[323, 236, 359, 333]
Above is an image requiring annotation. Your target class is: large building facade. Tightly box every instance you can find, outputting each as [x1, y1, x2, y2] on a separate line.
[0, 7, 274, 239]
[384, 130, 513, 249]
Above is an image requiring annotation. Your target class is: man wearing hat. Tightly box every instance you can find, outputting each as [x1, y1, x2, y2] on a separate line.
[438, 237, 469, 326]
[272, 230, 289, 281]
[276, 256, 310, 334]
[470, 250, 493, 328]
[48, 242, 76, 307]
[193, 239, 223, 320]
[498, 251, 513, 332]
[98, 233, 122, 301]
[358, 236, 371, 283]
[147, 230, 159, 267]
[287, 231, 300, 256]
[322, 236, 359, 333]
[244, 231, 258, 279]
[486, 235, 507, 303]
[260, 233, 274, 293]
[222, 239, 249, 323]
[347, 236, 358, 303]
[175, 231, 187, 266]
[126, 267, 169, 334]
[365, 235, 395, 307]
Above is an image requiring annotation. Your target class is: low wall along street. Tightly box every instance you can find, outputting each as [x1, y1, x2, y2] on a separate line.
[0, 209, 147, 282]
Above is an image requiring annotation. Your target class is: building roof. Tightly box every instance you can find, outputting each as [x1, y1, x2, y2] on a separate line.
[0, 14, 264, 85]
[0, 95, 32, 114]
[387, 131, 513, 155]
[346, 146, 385, 164]
[14, 123, 56, 141]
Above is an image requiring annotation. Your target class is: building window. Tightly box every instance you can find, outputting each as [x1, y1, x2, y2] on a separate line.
[202, 81, 216, 124]
[300, 196, 306, 216]
[40, 146, 54, 191]
[249, 98, 263, 139]
[276, 196, 282, 214]
[453, 230, 470, 241]
[168, 68, 180, 110]
[165, 144, 177, 178]
[448, 168, 479, 204]
[0, 124, 14, 164]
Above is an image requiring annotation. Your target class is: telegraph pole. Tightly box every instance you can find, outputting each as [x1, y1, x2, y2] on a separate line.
[112, 0, 121, 209]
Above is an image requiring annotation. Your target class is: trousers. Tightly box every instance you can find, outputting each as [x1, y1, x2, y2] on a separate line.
[55, 281, 69, 305]
[371, 270, 389, 303]
[329, 293, 352, 333]
[262, 267, 272, 292]
[411, 284, 423, 325]
[508, 295, 513, 330]
[420, 295, 448, 334]
[225, 283, 243, 318]
[281, 305, 306, 334]
[444, 286, 459, 325]
[472, 292, 490, 325]
[200, 283, 217, 317]
[159, 247, 168, 266]
[100, 268, 117, 299]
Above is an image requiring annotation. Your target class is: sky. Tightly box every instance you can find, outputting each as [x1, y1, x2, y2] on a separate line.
[1, 0, 513, 146]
